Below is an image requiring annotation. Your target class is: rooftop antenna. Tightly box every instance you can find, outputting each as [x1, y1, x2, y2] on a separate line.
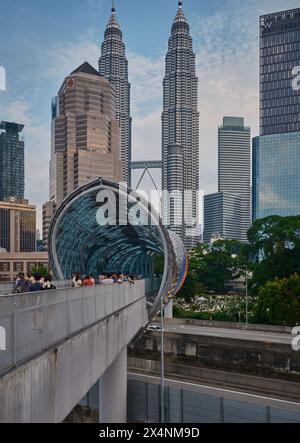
[112, 0, 116, 13]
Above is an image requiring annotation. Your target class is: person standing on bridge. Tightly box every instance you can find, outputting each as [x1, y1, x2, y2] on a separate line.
[83, 275, 95, 287]
[72, 273, 83, 288]
[13, 272, 30, 294]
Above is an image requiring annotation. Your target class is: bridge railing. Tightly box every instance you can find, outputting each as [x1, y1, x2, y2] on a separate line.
[0, 280, 147, 376]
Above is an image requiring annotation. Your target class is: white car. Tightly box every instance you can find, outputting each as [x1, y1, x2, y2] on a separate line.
[147, 325, 165, 332]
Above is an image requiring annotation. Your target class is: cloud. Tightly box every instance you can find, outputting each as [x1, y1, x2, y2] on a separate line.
[2, 0, 298, 231]
[127, 52, 164, 115]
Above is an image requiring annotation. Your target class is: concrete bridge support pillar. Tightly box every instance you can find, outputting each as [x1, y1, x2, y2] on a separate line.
[99, 347, 127, 423]
[164, 300, 173, 319]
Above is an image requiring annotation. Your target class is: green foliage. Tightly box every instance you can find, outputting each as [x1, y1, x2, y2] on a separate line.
[253, 273, 300, 326]
[247, 215, 300, 292]
[30, 263, 51, 279]
[178, 239, 244, 301]
[176, 215, 300, 325]
[153, 255, 164, 276]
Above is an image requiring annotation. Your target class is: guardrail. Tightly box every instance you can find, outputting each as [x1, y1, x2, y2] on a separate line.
[0, 280, 72, 296]
[0, 280, 147, 376]
[163, 318, 293, 334]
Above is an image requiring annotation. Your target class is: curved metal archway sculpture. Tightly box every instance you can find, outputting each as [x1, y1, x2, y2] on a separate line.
[48, 178, 187, 321]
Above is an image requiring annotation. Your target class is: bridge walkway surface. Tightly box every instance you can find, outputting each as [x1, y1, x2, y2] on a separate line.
[0, 280, 152, 423]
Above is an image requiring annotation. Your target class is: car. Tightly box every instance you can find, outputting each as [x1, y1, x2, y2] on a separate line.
[147, 325, 165, 332]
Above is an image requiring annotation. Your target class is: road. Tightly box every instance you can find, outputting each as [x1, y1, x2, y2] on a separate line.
[151, 323, 292, 345]
[128, 372, 300, 412]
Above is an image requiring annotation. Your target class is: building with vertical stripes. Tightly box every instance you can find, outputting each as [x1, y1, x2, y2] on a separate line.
[253, 8, 300, 221]
[162, 1, 200, 250]
[99, 3, 132, 186]
[0, 121, 24, 201]
[204, 117, 251, 243]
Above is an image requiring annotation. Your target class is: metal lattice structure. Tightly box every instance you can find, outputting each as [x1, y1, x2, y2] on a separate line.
[48, 178, 187, 321]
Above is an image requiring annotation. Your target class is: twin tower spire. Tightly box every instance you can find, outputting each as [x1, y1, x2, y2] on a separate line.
[100, 1, 199, 249]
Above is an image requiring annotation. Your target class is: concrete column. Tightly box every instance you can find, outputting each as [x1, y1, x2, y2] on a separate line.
[99, 347, 127, 423]
[164, 300, 173, 319]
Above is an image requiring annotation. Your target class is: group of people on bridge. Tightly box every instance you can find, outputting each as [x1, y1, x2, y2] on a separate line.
[72, 273, 136, 288]
[11, 271, 138, 295]
[13, 272, 56, 294]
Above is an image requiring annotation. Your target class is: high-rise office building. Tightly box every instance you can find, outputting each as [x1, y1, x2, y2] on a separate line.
[42, 201, 56, 251]
[218, 117, 251, 240]
[253, 132, 300, 220]
[253, 8, 300, 221]
[0, 121, 25, 201]
[162, 1, 200, 250]
[260, 9, 300, 136]
[43, 62, 122, 247]
[204, 117, 251, 243]
[99, 3, 132, 186]
[203, 193, 242, 243]
[49, 62, 122, 206]
[0, 198, 36, 253]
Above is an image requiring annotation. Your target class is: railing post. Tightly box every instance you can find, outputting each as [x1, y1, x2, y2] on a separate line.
[181, 388, 184, 423]
[266, 405, 271, 423]
[13, 296, 17, 367]
[220, 397, 224, 423]
[82, 287, 85, 330]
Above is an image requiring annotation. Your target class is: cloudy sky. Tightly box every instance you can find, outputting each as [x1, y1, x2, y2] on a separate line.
[0, 0, 298, 229]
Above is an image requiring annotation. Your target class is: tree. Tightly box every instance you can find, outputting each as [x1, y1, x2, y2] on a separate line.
[178, 240, 243, 300]
[253, 274, 300, 326]
[247, 215, 300, 292]
[30, 263, 51, 279]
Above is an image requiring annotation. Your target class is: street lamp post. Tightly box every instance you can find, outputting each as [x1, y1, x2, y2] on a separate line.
[160, 295, 165, 423]
[231, 255, 249, 325]
[245, 265, 248, 326]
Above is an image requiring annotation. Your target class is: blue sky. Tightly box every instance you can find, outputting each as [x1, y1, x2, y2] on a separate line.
[0, 0, 298, 229]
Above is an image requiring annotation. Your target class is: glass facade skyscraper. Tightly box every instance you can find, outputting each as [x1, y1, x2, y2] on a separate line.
[260, 8, 300, 135]
[203, 192, 242, 243]
[253, 8, 300, 221]
[0, 121, 25, 201]
[253, 132, 300, 219]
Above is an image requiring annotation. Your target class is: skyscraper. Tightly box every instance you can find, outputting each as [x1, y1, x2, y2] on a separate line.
[203, 117, 251, 243]
[218, 117, 251, 240]
[260, 9, 300, 136]
[162, 1, 200, 250]
[253, 8, 300, 221]
[43, 62, 122, 248]
[0, 198, 36, 253]
[99, 2, 132, 186]
[203, 192, 242, 243]
[0, 121, 24, 201]
[49, 61, 122, 206]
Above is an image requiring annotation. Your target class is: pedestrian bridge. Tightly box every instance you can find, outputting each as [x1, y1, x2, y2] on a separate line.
[0, 280, 156, 422]
[0, 178, 188, 423]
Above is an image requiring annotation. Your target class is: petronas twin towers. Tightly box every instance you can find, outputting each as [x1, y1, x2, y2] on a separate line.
[101, 1, 200, 249]
[99, 3, 132, 186]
